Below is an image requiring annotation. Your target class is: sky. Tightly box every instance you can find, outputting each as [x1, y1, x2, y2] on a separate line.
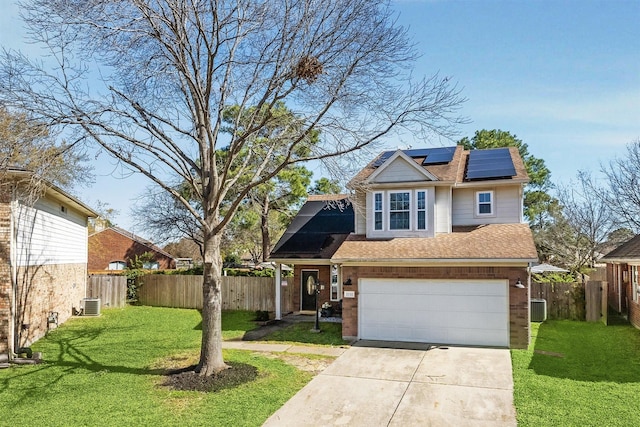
[0, 0, 638, 237]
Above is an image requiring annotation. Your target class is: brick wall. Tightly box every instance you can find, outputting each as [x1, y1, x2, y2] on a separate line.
[88, 228, 174, 270]
[340, 265, 530, 349]
[14, 263, 87, 349]
[0, 194, 11, 353]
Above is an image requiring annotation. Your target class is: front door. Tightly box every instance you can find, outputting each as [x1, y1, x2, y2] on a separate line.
[301, 270, 319, 311]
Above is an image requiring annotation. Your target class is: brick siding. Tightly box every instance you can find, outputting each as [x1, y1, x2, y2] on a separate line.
[88, 228, 174, 270]
[0, 194, 11, 353]
[13, 263, 87, 350]
[333, 265, 529, 349]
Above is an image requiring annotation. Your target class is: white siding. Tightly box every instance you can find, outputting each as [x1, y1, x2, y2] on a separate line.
[371, 157, 428, 183]
[14, 197, 89, 266]
[434, 186, 451, 233]
[451, 186, 522, 226]
[353, 190, 367, 235]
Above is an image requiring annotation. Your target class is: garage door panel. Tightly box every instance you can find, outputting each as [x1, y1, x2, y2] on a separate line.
[359, 279, 509, 347]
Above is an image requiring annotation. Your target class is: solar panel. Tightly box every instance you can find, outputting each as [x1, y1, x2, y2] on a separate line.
[372, 146, 456, 167]
[421, 147, 456, 165]
[372, 151, 394, 167]
[466, 148, 516, 180]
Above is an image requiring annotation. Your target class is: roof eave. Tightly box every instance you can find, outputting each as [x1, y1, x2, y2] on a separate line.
[331, 257, 538, 266]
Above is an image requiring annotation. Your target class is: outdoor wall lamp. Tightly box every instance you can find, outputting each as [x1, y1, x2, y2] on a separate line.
[514, 278, 525, 288]
[343, 277, 352, 286]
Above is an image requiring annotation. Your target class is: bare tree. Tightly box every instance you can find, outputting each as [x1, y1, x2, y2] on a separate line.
[0, 0, 465, 376]
[538, 172, 614, 274]
[601, 139, 640, 232]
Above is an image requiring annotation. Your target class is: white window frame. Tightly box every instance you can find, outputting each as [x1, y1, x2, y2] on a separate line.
[476, 190, 495, 217]
[416, 190, 427, 230]
[108, 260, 127, 270]
[370, 189, 429, 233]
[374, 192, 383, 230]
[330, 264, 341, 302]
[389, 191, 411, 230]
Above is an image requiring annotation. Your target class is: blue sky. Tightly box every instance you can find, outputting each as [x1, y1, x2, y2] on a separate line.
[1, 1, 638, 235]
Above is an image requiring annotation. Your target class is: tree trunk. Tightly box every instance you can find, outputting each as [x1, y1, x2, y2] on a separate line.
[196, 232, 228, 376]
[261, 194, 270, 262]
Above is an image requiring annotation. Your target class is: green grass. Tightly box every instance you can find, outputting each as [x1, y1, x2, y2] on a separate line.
[512, 320, 640, 427]
[221, 310, 260, 340]
[260, 321, 350, 346]
[0, 306, 310, 427]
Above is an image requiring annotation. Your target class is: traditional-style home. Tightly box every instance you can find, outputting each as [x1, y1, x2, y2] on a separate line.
[88, 226, 176, 271]
[0, 170, 98, 355]
[270, 145, 538, 348]
[601, 235, 640, 328]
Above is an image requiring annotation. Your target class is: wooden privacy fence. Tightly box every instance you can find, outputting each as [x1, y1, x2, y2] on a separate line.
[531, 281, 608, 322]
[87, 274, 127, 308]
[138, 275, 294, 312]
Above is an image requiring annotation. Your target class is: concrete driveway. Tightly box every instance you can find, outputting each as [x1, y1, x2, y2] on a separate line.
[263, 343, 516, 426]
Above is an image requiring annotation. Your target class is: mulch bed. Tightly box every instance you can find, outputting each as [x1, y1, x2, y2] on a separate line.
[163, 362, 258, 392]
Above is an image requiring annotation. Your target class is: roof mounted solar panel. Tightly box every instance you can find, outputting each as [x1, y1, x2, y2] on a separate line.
[422, 147, 456, 165]
[466, 147, 516, 180]
[372, 151, 394, 167]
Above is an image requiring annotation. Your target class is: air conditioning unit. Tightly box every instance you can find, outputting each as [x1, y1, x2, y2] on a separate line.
[83, 298, 101, 316]
[531, 298, 547, 322]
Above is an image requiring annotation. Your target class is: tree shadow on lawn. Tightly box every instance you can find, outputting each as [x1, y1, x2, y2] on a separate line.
[528, 321, 640, 383]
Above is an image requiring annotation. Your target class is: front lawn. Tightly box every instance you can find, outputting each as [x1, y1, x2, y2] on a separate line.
[260, 321, 350, 346]
[0, 306, 310, 427]
[512, 320, 640, 426]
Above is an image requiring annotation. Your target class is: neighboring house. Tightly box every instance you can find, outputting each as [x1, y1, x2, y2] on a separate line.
[270, 145, 538, 349]
[88, 227, 176, 271]
[0, 170, 98, 355]
[601, 235, 640, 328]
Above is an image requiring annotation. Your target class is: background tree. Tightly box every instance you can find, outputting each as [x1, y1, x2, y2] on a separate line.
[536, 172, 614, 274]
[601, 139, 640, 232]
[0, 107, 92, 198]
[310, 177, 343, 195]
[458, 129, 553, 227]
[1, 0, 465, 376]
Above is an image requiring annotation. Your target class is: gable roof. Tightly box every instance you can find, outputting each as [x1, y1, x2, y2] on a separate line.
[270, 195, 354, 260]
[331, 224, 538, 264]
[90, 226, 176, 260]
[366, 150, 439, 183]
[601, 235, 640, 262]
[349, 145, 529, 188]
[3, 168, 98, 218]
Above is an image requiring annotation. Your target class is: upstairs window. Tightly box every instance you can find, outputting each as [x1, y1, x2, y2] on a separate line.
[389, 192, 410, 230]
[476, 191, 494, 216]
[374, 192, 383, 230]
[416, 191, 426, 230]
[371, 189, 429, 233]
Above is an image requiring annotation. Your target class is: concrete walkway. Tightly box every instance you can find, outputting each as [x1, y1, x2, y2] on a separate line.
[222, 340, 347, 357]
[262, 344, 517, 426]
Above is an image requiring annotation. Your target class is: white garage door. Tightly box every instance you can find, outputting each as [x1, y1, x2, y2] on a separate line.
[359, 279, 509, 347]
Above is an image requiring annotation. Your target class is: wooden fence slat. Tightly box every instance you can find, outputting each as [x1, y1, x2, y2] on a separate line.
[137, 275, 281, 311]
[87, 275, 127, 308]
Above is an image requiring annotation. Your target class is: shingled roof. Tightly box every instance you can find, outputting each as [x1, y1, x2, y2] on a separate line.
[331, 224, 538, 263]
[601, 235, 640, 262]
